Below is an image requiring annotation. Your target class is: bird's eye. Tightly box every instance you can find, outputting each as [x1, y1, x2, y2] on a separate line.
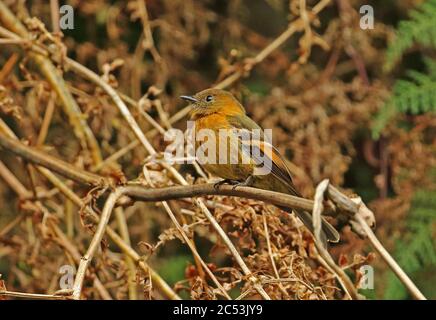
[205, 95, 213, 102]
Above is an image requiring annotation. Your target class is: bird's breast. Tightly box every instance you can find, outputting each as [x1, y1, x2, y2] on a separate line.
[193, 115, 255, 180]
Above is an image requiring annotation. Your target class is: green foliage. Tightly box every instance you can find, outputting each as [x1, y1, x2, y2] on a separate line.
[372, 66, 436, 138]
[373, 0, 436, 138]
[373, 2, 436, 297]
[158, 255, 192, 286]
[384, 189, 436, 299]
[384, 0, 436, 72]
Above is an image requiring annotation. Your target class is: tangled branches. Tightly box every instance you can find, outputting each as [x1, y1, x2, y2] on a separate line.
[0, 0, 432, 300]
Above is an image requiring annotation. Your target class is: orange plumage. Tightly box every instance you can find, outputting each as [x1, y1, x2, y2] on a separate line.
[181, 88, 339, 243]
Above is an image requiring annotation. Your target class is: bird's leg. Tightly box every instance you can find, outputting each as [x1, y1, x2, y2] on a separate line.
[213, 179, 240, 190]
[231, 175, 254, 190]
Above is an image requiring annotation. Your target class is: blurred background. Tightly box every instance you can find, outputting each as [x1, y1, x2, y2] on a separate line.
[0, 0, 435, 299]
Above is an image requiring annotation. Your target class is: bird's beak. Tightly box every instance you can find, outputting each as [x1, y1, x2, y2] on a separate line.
[180, 95, 197, 103]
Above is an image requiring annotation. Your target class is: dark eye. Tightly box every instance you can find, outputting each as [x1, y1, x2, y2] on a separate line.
[205, 95, 213, 102]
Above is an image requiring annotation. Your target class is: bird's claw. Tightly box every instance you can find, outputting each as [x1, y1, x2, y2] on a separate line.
[214, 179, 239, 190]
[214, 176, 255, 190]
[231, 175, 254, 190]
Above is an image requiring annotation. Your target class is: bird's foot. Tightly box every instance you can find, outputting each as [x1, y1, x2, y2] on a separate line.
[231, 175, 254, 190]
[214, 179, 240, 190]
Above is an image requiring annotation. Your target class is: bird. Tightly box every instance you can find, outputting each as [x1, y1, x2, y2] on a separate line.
[180, 88, 340, 244]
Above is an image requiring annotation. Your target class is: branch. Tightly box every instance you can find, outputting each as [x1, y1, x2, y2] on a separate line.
[215, 0, 331, 88]
[72, 188, 124, 299]
[0, 1, 103, 164]
[64, 55, 271, 300]
[114, 207, 137, 300]
[122, 183, 318, 213]
[0, 120, 180, 300]
[0, 130, 339, 217]
[354, 209, 426, 300]
[0, 132, 107, 186]
[312, 180, 362, 300]
[0, 290, 69, 300]
[324, 184, 426, 300]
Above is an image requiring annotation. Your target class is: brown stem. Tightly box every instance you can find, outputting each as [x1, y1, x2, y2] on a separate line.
[123, 183, 318, 213]
[355, 213, 426, 300]
[312, 180, 361, 300]
[325, 184, 426, 300]
[0, 132, 107, 186]
[0, 1, 102, 165]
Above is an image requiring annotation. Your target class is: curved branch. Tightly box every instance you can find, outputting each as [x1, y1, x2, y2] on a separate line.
[72, 188, 124, 299]
[312, 180, 361, 300]
[123, 183, 318, 213]
[355, 213, 426, 300]
[0, 132, 106, 186]
[325, 184, 426, 300]
[0, 1, 102, 164]
[0, 129, 336, 216]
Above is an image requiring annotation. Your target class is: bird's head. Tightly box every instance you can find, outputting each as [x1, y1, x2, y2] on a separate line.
[180, 88, 245, 120]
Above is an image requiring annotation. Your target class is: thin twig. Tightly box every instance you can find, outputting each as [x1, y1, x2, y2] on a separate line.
[325, 184, 426, 300]
[0, 1, 102, 164]
[50, 0, 60, 33]
[72, 188, 124, 299]
[65, 55, 271, 299]
[312, 179, 361, 300]
[0, 290, 69, 300]
[0, 132, 106, 186]
[0, 119, 180, 300]
[0, 213, 25, 238]
[114, 207, 138, 300]
[36, 91, 56, 146]
[262, 211, 289, 298]
[354, 212, 426, 300]
[0, 160, 32, 197]
[0, 52, 18, 82]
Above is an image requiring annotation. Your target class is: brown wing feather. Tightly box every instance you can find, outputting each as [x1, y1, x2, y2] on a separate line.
[249, 139, 301, 196]
[227, 115, 340, 243]
[226, 114, 299, 195]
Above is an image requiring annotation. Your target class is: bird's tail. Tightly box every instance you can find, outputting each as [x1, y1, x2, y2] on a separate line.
[278, 206, 340, 245]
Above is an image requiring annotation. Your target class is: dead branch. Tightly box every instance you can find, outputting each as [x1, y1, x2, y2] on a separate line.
[0, 132, 106, 186]
[324, 183, 426, 300]
[354, 208, 426, 300]
[0, 1, 102, 164]
[312, 180, 362, 300]
[0, 120, 180, 300]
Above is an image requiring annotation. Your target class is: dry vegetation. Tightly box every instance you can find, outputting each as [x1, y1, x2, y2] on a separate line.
[0, 0, 434, 300]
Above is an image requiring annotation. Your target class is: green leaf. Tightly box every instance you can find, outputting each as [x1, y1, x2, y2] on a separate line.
[371, 69, 436, 137]
[384, 0, 436, 71]
[384, 189, 436, 299]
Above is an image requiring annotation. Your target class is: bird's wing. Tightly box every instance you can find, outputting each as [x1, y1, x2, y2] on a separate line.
[227, 115, 339, 243]
[226, 114, 300, 196]
[225, 113, 262, 131]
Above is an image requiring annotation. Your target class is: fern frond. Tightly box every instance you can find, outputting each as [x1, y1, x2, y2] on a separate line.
[384, 189, 436, 299]
[384, 0, 436, 71]
[423, 57, 436, 78]
[372, 70, 436, 138]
